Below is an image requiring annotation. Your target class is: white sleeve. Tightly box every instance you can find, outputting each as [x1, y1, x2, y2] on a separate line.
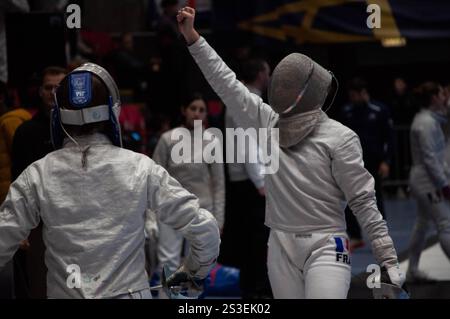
[415, 125, 448, 189]
[188, 37, 278, 130]
[0, 169, 40, 269]
[331, 132, 398, 268]
[147, 161, 220, 278]
[144, 209, 159, 239]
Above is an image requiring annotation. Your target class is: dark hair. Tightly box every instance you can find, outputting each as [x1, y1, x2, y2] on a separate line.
[161, 0, 178, 8]
[182, 92, 205, 109]
[179, 92, 207, 126]
[41, 66, 67, 85]
[241, 59, 267, 84]
[347, 77, 368, 92]
[56, 73, 110, 136]
[414, 81, 441, 107]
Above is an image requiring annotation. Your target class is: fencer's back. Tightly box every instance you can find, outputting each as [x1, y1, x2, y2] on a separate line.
[27, 133, 150, 298]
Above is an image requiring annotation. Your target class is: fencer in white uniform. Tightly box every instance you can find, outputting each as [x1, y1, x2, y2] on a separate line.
[152, 94, 225, 276]
[0, 63, 220, 298]
[444, 89, 450, 171]
[177, 7, 404, 299]
[407, 82, 450, 281]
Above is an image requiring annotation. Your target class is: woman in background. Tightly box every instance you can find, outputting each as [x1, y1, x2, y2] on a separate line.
[152, 93, 225, 282]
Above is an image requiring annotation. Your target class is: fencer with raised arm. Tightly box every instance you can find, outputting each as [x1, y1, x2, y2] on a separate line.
[177, 6, 404, 299]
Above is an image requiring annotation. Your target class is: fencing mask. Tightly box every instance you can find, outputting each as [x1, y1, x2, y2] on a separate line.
[51, 63, 122, 149]
[268, 53, 337, 148]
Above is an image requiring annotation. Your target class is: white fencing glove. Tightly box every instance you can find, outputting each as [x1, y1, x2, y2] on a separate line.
[386, 264, 406, 287]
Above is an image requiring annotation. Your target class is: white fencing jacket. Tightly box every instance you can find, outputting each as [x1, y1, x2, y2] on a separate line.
[188, 37, 399, 268]
[0, 133, 220, 298]
[409, 109, 450, 194]
[152, 128, 225, 229]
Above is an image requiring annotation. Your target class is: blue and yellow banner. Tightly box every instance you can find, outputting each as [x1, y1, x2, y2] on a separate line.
[212, 0, 450, 44]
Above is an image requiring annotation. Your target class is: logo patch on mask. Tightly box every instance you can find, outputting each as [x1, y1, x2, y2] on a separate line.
[70, 72, 92, 107]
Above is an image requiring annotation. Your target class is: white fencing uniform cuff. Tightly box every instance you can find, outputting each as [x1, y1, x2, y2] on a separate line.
[371, 235, 399, 269]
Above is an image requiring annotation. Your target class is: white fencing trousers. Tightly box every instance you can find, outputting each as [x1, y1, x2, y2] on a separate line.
[267, 230, 351, 299]
[408, 191, 450, 273]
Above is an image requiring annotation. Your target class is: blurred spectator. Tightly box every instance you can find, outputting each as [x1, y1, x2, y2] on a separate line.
[146, 111, 171, 156]
[240, 58, 270, 97]
[119, 102, 148, 154]
[0, 81, 31, 203]
[12, 67, 67, 178]
[227, 43, 252, 82]
[156, 0, 180, 42]
[109, 32, 147, 92]
[154, 0, 189, 120]
[407, 81, 450, 282]
[390, 77, 417, 126]
[221, 58, 272, 299]
[79, 30, 115, 63]
[83, 0, 149, 32]
[389, 77, 417, 195]
[339, 77, 394, 251]
[11, 66, 67, 299]
[0, 1, 29, 83]
[0, 80, 31, 299]
[152, 92, 225, 297]
[17, 72, 41, 116]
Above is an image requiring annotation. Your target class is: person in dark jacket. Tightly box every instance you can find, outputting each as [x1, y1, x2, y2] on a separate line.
[11, 66, 66, 299]
[338, 77, 394, 251]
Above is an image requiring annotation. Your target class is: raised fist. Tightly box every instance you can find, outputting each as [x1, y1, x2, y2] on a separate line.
[176, 7, 200, 45]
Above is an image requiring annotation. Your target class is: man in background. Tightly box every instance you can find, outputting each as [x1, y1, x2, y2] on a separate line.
[338, 77, 394, 251]
[222, 58, 272, 298]
[0, 80, 31, 298]
[11, 66, 67, 298]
